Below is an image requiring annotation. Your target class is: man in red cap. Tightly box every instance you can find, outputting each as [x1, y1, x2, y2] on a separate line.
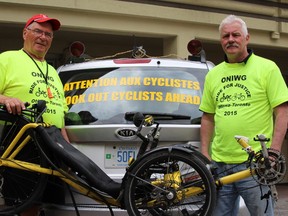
[25, 14, 61, 31]
[22, 14, 60, 62]
[0, 14, 69, 216]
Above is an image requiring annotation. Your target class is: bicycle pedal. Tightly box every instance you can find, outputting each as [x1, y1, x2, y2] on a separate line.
[270, 185, 278, 201]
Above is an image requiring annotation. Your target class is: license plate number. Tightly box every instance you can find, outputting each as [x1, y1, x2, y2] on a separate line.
[105, 144, 138, 168]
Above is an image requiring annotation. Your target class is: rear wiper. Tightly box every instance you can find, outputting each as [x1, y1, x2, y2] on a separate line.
[125, 112, 191, 122]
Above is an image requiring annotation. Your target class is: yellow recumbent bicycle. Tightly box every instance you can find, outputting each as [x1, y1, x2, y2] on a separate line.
[0, 101, 286, 216]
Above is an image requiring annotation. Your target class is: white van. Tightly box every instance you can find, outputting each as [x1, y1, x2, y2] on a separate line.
[49, 43, 215, 215]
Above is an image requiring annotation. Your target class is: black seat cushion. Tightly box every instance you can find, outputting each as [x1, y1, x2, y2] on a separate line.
[35, 125, 121, 198]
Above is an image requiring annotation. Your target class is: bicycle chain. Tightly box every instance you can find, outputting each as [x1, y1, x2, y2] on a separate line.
[249, 148, 286, 186]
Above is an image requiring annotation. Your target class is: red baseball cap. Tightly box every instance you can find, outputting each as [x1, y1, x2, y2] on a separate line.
[25, 14, 61, 31]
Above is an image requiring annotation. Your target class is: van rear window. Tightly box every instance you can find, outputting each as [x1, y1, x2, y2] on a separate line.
[61, 67, 207, 125]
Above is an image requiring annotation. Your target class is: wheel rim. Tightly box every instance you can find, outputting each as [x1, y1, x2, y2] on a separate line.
[125, 150, 215, 216]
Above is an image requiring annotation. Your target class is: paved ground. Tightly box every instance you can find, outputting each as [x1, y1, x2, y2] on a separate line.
[238, 183, 288, 216]
[274, 183, 288, 216]
[45, 183, 288, 216]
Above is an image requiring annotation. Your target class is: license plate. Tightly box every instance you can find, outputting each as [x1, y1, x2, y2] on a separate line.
[105, 144, 138, 168]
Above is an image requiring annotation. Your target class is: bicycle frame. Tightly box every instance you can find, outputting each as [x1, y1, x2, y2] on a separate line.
[214, 136, 255, 186]
[0, 121, 121, 207]
[0, 105, 285, 215]
[0, 120, 214, 212]
[214, 135, 285, 201]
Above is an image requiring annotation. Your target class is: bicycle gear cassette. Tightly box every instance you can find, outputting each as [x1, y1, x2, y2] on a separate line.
[250, 148, 286, 185]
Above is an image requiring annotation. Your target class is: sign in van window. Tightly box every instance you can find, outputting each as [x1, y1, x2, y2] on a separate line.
[64, 77, 201, 105]
[63, 68, 204, 122]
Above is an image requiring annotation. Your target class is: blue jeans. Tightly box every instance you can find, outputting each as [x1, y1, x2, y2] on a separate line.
[212, 162, 274, 216]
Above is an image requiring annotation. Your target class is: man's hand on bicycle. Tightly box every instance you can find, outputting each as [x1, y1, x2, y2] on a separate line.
[201, 149, 212, 161]
[0, 96, 26, 115]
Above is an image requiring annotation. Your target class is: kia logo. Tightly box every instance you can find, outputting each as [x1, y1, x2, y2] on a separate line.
[115, 128, 137, 140]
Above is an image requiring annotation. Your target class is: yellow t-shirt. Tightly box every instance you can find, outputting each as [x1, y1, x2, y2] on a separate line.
[200, 53, 288, 163]
[0, 50, 68, 128]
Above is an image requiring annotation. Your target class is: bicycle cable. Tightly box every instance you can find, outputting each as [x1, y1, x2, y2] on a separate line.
[66, 183, 80, 216]
[213, 160, 263, 197]
[213, 159, 278, 213]
[214, 161, 248, 179]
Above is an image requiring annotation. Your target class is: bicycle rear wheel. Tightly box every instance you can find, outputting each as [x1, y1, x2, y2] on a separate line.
[0, 111, 48, 215]
[124, 148, 216, 216]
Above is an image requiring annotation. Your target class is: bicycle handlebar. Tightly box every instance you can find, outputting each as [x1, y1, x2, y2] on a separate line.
[133, 112, 160, 158]
[0, 100, 47, 123]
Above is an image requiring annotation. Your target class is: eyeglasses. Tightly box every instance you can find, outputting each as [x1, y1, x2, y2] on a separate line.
[26, 28, 53, 39]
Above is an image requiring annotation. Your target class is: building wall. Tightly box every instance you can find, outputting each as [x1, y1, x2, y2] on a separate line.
[1, 1, 288, 66]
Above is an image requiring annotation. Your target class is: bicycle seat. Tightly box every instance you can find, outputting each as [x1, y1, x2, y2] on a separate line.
[35, 125, 121, 199]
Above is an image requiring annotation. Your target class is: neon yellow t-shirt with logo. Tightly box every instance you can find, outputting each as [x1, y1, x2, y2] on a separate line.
[0, 50, 68, 128]
[200, 53, 288, 163]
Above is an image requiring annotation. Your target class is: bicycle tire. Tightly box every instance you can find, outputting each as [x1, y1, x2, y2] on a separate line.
[0, 110, 48, 215]
[124, 148, 216, 216]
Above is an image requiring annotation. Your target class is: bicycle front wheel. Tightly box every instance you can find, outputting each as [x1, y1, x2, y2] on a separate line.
[0, 111, 48, 215]
[124, 148, 216, 216]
